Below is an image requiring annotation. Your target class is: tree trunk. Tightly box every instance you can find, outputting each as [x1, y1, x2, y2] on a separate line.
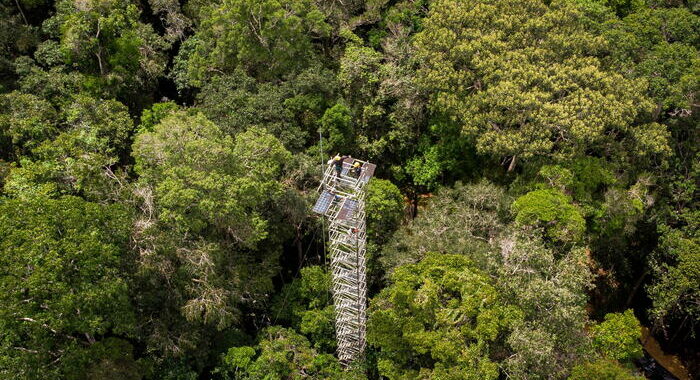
[507, 155, 517, 172]
[14, 0, 28, 25]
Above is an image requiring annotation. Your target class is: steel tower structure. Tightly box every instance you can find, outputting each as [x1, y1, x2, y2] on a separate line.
[312, 157, 376, 364]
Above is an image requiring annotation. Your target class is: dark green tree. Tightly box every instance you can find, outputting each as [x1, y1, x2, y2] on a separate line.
[172, 0, 330, 87]
[380, 180, 510, 274]
[3, 95, 133, 200]
[270, 266, 335, 352]
[0, 196, 136, 379]
[569, 359, 644, 380]
[45, 0, 168, 103]
[591, 310, 643, 363]
[131, 111, 294, 365]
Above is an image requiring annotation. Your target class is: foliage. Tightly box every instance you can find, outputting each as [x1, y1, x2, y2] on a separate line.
[172, 0, 330, 87]
[139, 101, 179, 133]
[46, 0, 168, 103]
[569, 359, 644, 380]
[512, 189, 586, 243]
[368, 253, 521, 380]
[365, 178, 405, 244]
[381, 181, 509, 273]
[647, 217, 700, 338]
[271, 266, 335, 352]
[0, 0, 38, 90]
[591, 310, 643, 362]
[79, 338, 143, 380]
[194, 67, 337, 150]
[381, 181, 593, 379]
[0, 196, 135, 379]
[336, 26, 431, 187]
[0, 91, 57, 159]
[414, 0, 663, 169]
[3, 95, 133, 200]
[601, 7, 699, 113]
[131, 112, 292, 363]
[566, 157, 616, 201]
[495, 232, 593, 379]
[133, 111, 289, 241]
[0, 0, 698, 378]
[215, 327, 349, 380]
[319, 103, 353, 154]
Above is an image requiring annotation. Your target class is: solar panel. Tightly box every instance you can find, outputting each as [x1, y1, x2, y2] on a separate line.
[312, 191, 334, 214]
[358, 163, 376, 184]
[337, 199, 358, 220]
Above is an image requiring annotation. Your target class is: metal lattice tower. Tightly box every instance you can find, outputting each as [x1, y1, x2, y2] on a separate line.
[312, 157, 376, 364]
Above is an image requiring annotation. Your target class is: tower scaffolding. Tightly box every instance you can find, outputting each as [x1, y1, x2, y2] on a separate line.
[312, 157, 376, 364]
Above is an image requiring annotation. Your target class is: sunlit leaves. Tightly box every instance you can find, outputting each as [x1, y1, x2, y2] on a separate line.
[48, 0, 168, 99]
[591, 310, 643, 362]
[216, 327, 346, 380]
[512, 188, 586, 243]
[414, 0, 660, 168]
[368, 253, 520, 380]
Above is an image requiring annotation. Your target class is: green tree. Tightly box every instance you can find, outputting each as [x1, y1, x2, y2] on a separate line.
[647, 217, 700, 340]
[3, 95, 133, 200]
[569, 359, 644, 380]
[319, 103, 353, 154]
[215, 327, 349, 380]
[75, 338, 143, 380]
[495, 232, 593, 379]
[368, 253, 521, 380]
[138, 101, 179, 133]
[172, 0, 330, 87]
[147, 0, 191, 43]
[0, 196, 135, 379]
[194, 67, 337, 150]
[270, 266, 335, 352]
[575, 0, 645, 17]
[0, 0, 39, 90]
[381, 180, 509, 273]
[512, 188, 586, 244]
[365, 178, 404, 244]
[601, 7, 699, 115]
[337, 29, 431, 188]
[0, 91, 57, 160]
[131, 112, 293, 362]
[380, 181, 594, 379]
[13, 56, 84, 109]
[414, 0, 663, 171]
[133, 111, 289, 242]
[591, 310, 643, 362]
[46, 0, 168, 102]
[364, 178, 406, 286]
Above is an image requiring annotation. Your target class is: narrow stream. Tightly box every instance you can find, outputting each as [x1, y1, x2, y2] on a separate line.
[637, 327, 692, 380]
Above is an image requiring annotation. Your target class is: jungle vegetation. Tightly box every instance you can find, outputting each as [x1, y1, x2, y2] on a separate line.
[0, 0, 698, 378]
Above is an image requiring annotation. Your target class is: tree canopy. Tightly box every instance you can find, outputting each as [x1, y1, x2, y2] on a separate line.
[0, 0, 697, 378]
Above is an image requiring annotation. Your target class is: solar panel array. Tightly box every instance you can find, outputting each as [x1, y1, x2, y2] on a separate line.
[312, 190, 334, 215]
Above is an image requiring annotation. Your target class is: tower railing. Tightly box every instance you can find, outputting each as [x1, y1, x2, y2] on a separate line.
[311, 157, 376, 364]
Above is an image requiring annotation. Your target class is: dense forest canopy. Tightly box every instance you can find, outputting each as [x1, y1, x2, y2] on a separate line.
[0, 0, 698, 378]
